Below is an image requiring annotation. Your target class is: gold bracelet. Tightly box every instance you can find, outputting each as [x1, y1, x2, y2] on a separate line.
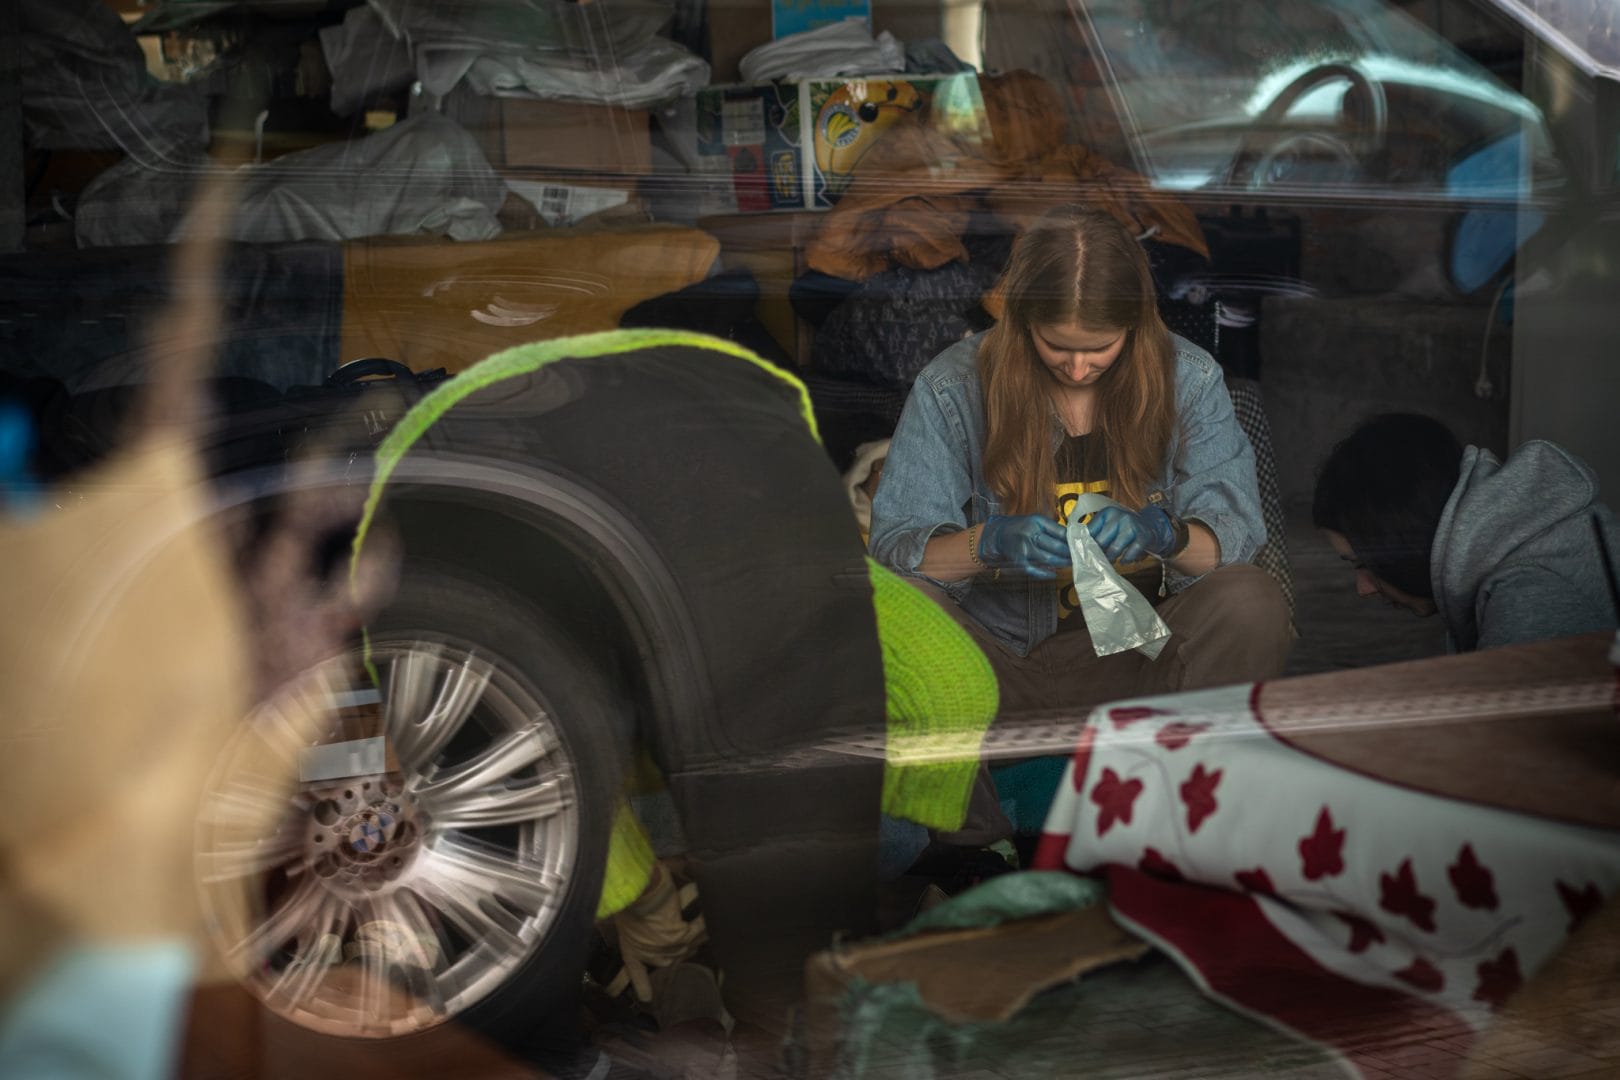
[967, 524, 986, 568]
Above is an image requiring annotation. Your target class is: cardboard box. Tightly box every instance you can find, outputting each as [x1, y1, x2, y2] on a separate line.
[443, 87, 652, 174]
[803, 71, 990, 206]
[705, 0, 774, 83]
[689, 73, 990, 214]
[802, 904, 1150, 1072]
[693, 81, 806, 214]
[504, 175, 638, 228]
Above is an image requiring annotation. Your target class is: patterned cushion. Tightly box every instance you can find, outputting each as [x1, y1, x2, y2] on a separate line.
[1225, 376, 1295, 619]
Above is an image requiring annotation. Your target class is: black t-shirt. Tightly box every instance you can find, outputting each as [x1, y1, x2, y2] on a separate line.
[1053, 433, 1164, 630]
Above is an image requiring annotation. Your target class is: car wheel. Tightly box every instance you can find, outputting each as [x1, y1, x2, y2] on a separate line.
[195, 571, 625, 1054]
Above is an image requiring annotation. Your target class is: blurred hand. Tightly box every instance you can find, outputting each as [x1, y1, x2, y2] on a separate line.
[978, 514, 1071, 579]
[1085, 505, 1178, 563]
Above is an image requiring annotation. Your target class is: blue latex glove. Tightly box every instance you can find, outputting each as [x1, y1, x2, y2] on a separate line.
[1085, 505, 1178, 563]
[978, 514, 1070, 579]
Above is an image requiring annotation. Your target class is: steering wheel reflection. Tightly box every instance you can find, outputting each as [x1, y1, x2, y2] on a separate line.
[1228, 62, 1388, 188]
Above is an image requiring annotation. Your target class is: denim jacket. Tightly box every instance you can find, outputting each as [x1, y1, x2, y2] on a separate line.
[868, 332, 1265, 657]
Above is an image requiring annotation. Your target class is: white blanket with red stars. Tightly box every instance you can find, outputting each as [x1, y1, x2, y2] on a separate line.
[1032, 682, 1620, 1078]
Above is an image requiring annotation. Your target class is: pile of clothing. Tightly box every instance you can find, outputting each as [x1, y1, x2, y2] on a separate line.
[321, 0, 709, 112]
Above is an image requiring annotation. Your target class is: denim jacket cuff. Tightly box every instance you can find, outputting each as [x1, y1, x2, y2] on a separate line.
[1166, 512, 1254, 592]
[890, 526, 973, 602]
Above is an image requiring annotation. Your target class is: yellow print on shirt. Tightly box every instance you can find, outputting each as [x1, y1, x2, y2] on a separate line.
[1055, 479, 1111, 527]
[1056, 480, 1108, 622]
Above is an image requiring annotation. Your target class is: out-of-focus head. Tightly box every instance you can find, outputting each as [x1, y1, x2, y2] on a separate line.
[1313, 412, 1463, 609]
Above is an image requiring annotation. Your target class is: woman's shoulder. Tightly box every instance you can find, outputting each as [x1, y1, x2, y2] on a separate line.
[1169, 334, 1222, 400]
[914, 333, 985, 395]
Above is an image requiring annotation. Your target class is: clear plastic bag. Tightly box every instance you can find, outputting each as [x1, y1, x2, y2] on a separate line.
[1064, 494, 1171, 660]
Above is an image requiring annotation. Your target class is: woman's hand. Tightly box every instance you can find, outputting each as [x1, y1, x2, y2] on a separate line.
[978, 514, 1071, 579]
[1085, 505, 1179, 563]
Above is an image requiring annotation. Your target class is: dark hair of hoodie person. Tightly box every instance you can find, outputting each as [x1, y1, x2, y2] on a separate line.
[1313, 413, 1464, 599]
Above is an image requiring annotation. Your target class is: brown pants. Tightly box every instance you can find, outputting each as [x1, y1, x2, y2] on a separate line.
[915, 563, 1293, 843]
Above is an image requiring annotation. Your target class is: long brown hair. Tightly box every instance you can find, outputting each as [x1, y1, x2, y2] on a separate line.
[979, 206, 1177, 514]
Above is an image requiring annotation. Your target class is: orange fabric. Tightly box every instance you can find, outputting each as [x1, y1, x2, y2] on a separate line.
[985, 144, 1209, 259]
[340, 224, 720, 374]
[979, 70, 1069, 169]
[804, 71, 1208, 283]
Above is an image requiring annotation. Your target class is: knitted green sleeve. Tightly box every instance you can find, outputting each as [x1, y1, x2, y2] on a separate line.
[866, 558, 999, 831]
[595, 799, 658, 919]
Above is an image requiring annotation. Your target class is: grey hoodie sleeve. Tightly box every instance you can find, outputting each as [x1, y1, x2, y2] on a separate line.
[1435, 442, 1619, 650]
[1474, 563, 1618, 651]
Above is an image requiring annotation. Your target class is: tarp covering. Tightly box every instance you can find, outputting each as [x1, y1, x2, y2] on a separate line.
[75, 114, 506, 248]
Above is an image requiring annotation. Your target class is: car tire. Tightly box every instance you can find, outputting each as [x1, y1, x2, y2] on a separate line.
[195, 565, 628, 1068]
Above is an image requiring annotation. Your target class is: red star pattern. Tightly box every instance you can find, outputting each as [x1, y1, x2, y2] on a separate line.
[1379, 859, 1437, 933]
[1155, 721, 1211, 751]
[1332, 911, 1386, 954]
[1473, 947, 1522, 1011]
[1298, 807, 1346, 881]
[1138, 847, 1183, 881]
[1108, 705, 1171, 730]
[1556, 880, 1603, 934]
[1089, 767, 1144, 837]
[1447, 844, 1498, 911]
[1179, 764, 1222, 833]
[1393, 957, 1445, 993]
[1235, 867, 1276, 896]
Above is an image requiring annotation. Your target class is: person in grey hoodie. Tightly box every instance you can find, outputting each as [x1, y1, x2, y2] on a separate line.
[1312, 413, 1619, 652]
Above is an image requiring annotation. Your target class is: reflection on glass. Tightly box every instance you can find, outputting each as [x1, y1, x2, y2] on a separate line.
[1080, 0, 1555, 193]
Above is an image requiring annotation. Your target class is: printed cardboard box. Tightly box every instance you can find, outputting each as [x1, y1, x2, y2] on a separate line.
[802, 71, 990, 207]
[689, 73, 991, 214]
[693, 81, 806, 214]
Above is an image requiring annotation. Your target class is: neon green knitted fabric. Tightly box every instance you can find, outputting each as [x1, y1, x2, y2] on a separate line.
[595, 799, 659, 919]
[867, 558, 999, 831]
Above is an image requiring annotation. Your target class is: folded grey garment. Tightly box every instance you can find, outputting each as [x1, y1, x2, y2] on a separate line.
[434, 39, 710, 108]
[739, 21, 905, 82]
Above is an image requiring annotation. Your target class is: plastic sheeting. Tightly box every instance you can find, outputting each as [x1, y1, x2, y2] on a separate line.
[739, 21, 906, 83]
[319, 5, 416, 118]
[370, 0, 675, 61]
[76, 114, 506, 248]
[890, 872, 1104, 940]
[1065, 494, 1171, 659]
[439, 39, 709, 108]
[19, 0, 208, 159]
[366, 0, 706, 108]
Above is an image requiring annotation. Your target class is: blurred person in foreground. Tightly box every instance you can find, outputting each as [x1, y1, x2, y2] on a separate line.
[1313, 412, 1620, 652]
